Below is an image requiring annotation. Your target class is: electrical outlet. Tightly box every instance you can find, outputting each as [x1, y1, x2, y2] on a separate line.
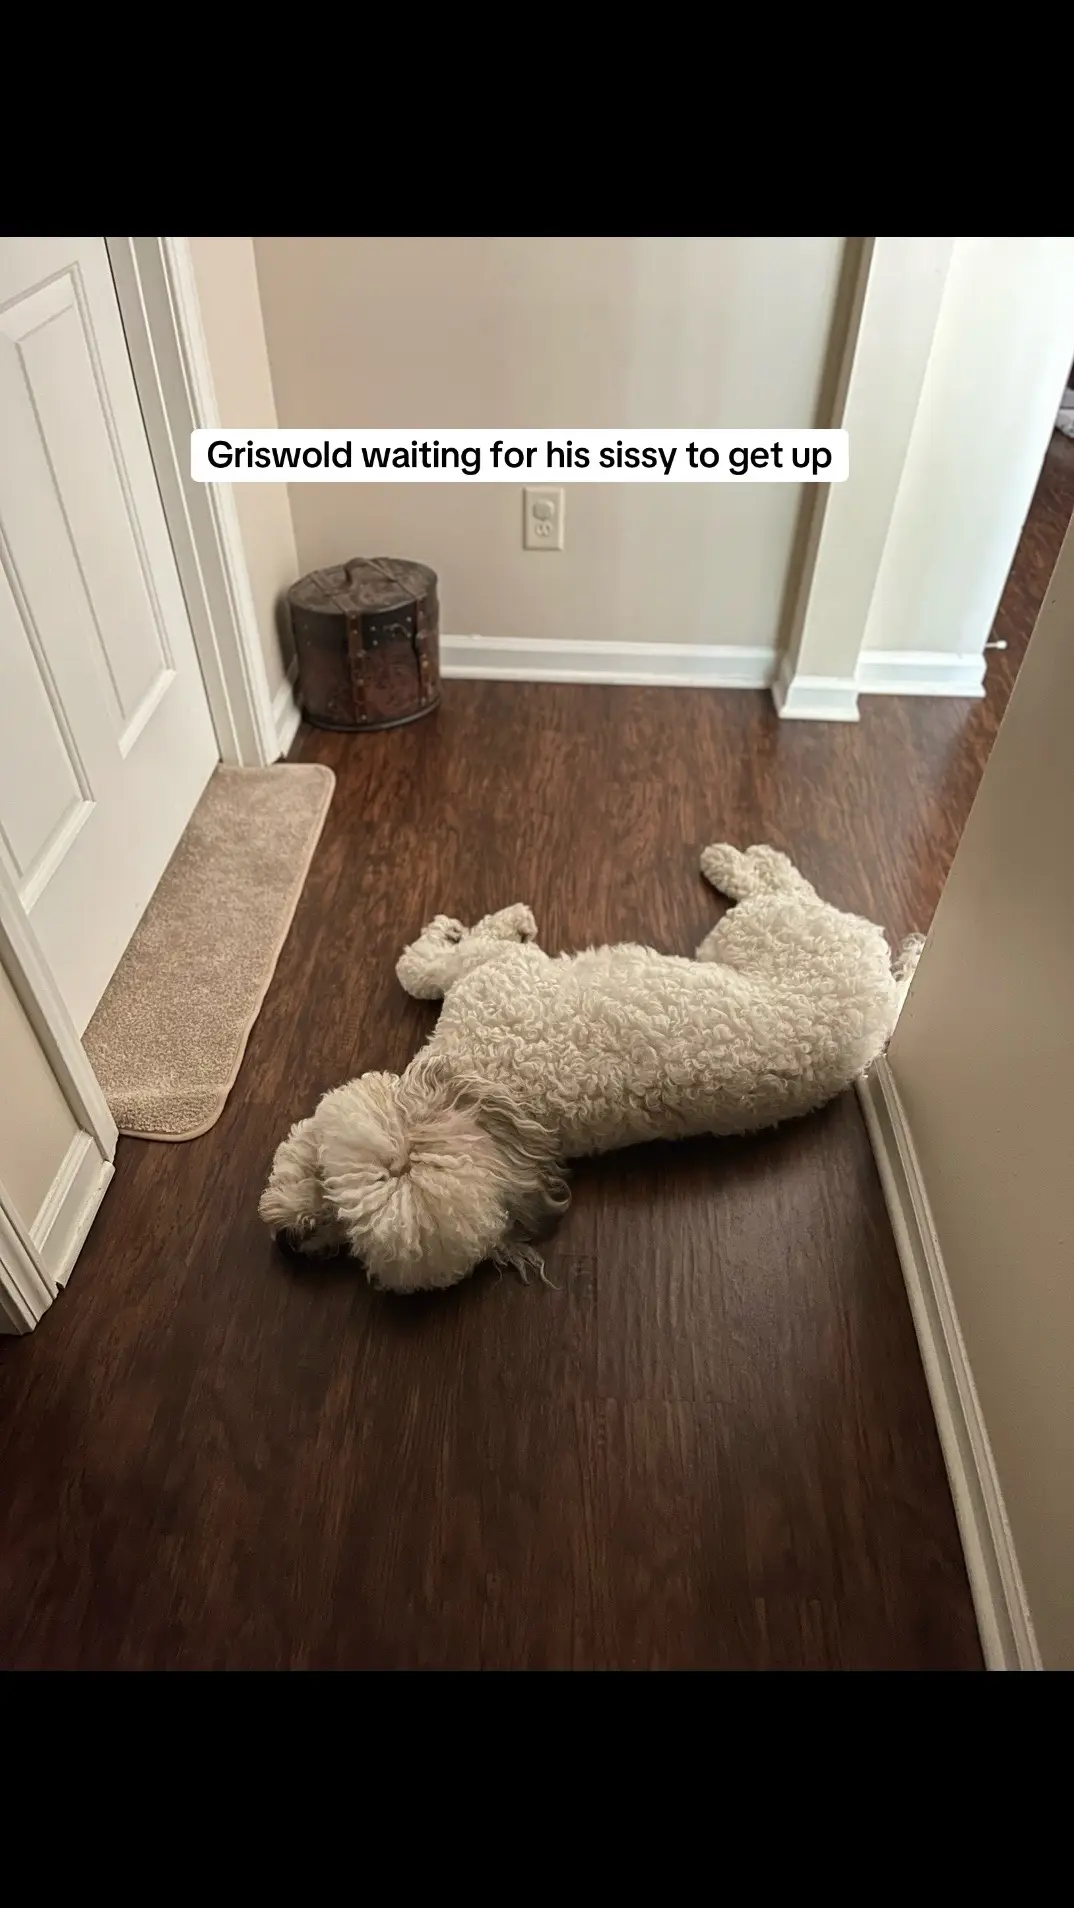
[523, 486, 565, 551]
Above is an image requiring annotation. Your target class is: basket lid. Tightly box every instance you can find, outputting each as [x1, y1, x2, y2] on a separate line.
[288, 556, 436, 616]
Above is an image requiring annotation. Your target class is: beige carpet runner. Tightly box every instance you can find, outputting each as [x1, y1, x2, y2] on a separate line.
[84, 764, 334, 1140]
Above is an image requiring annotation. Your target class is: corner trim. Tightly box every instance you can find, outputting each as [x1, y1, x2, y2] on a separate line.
[857, 1057, 1041, 1670]
[771, 651, 860, 722]
[440, 635, 776, 689]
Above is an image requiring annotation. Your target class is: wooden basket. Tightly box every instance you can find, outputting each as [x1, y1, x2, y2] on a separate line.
[288, 557, 440, 732]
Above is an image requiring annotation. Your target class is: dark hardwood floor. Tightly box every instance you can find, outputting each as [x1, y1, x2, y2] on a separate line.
[1, 435, 1071, 1672]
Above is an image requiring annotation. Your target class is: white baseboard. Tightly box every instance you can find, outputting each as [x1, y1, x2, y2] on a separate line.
[856, 649, 987, 697]
[273, 659, 302, 758]
[772, 647, 987, 717]
[857, 1059, 1040, 1671]
[771, 650, 860, 722]
[30, 1132, 115, 1294]
[438, 638, 988, 706]
[440, 635, 776, 689]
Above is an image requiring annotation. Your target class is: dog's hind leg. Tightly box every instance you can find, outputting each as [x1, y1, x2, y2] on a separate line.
[696, 844, 826, 968]
[700, 842, 819, 903]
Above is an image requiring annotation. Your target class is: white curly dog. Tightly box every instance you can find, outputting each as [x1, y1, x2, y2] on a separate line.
[259, 843, 919, 1293]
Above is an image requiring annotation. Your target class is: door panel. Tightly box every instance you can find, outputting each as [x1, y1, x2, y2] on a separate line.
[0, 559, 90, 895]
[0, 237, 218, 1032]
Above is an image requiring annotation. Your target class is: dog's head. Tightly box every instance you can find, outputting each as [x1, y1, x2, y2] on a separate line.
[259, 1051, 568, 1294]
[395, 905, 538, 999]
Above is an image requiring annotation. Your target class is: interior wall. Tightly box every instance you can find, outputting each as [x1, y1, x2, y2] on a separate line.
[188, 237, 298, 694]
[861, 237, 1074, 661]
[887, 513, 1074, 1668]
[0, 961, 80, 1221]
[253, 236, 844, 653]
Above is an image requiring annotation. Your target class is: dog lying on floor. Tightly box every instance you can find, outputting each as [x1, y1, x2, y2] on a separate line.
[259, 843, 920, 1293]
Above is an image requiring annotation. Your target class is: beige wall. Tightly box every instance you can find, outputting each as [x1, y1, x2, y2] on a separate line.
[189, 237, 298, 695]
[888, 515, 1074, 1668]
[253, 236, 844, 653]
[0, 961, 80, 1220]
[862, 237, 1074, 659]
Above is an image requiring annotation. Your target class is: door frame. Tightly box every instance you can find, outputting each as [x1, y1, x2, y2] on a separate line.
[0, 234, 285, 1329]
[106, 237, 285, 769]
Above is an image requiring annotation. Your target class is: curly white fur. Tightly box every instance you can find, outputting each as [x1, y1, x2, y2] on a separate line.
[260, 844, 918, 1293]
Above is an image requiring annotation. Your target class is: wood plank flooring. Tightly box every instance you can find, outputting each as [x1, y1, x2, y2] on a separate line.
[1, 432, 1070, 1670]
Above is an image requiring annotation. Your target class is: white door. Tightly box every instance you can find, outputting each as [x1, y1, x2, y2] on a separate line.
[0, 237, 218, 1033]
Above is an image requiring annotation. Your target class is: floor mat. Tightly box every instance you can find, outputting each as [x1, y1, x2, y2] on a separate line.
[84, 763, 334, 1140]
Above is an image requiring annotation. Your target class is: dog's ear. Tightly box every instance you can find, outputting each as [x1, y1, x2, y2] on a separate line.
[446, 1064, 569, 1242]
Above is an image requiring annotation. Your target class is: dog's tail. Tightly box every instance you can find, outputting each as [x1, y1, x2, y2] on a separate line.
[893, 933, 925, 1011]
[311, 1051, 569, 1294]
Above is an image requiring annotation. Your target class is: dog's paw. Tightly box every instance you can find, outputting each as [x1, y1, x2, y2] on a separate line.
[504, 904, 537, 942]
[479, 903, 538, 943]
[702, 843, 811, 900]
[700, 843, 748, 898]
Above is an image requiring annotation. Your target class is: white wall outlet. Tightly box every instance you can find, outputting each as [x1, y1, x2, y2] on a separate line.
[523, 486, 565, 551]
